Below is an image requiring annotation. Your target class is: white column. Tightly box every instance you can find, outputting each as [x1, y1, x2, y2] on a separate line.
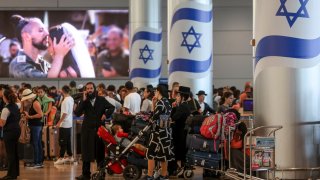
[254, 0, 320, 178]
[129, 0, 162, 88]
[168, 0, 213, 105]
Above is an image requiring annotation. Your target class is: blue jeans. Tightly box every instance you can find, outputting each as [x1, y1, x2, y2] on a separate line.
[30, 126, 43, 164]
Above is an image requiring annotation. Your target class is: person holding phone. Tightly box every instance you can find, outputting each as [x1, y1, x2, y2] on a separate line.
[74, 82, 115, 180]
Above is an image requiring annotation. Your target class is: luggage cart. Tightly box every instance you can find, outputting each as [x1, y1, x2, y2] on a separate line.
[225, 125, 283, 180]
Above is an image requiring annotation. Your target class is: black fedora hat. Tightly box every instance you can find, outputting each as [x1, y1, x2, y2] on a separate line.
[177, 86, 191, 94]
[196, 90, 207, 96]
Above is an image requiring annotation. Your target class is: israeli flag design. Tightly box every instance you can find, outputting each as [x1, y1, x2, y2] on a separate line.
[168, 0, 213, 96]
[254, 0, 320, 80]
[130, 27, 162, 87]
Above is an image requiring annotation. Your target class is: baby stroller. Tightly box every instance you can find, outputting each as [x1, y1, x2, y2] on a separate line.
[91, 123, 151, 180]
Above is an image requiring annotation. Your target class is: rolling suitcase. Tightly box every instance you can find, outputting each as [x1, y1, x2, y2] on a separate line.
[186, 134, 219, 153]
[48, 126, 60, 158]
[186, 149, 220, 169]
[23, 143, 34, 166]
[42, 126, 49, 159]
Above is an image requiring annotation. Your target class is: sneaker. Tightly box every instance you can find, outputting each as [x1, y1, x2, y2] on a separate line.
[34, 163, 44, 168]
[66, 157, 75, 163]
[25, 163, 35, 168]
[176, 167, 184, 176]
[159, 175, 169, 180]
[54, 158, 65, 165]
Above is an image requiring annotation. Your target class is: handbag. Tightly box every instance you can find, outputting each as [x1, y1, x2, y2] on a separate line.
[19, 114, 31, 144]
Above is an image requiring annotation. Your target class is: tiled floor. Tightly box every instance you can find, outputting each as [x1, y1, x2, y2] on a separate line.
[0, 160, 222, 180]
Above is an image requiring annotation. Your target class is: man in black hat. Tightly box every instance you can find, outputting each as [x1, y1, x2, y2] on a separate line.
[9, 14, 74, 78]
[196, 90, 215, 115]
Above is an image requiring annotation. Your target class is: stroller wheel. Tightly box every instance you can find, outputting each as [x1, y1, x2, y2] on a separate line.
[183, 170, 194, 179]
[123, 165, 142, 180]
[91, 172, 104, 180]
[107, 168, 114, 175]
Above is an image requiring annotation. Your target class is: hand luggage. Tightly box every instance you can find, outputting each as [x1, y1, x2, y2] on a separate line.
[186, 134, 219, 153]
[186, 149, 221, 169]
[42, 126, 49, 158]
[185, 115, 206, 134]
[48, 126, 60, 158]
[23, 143, 34, 165]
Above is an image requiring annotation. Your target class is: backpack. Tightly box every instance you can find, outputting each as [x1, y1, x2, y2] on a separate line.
[200, 112, 238, 140]
[200, 113, 223, 139]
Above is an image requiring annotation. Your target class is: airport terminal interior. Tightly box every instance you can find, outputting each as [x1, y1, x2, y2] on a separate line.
[0, 0, 319, 179]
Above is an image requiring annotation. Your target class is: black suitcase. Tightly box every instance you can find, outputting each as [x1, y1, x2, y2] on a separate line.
[186, 149, 220, 169]
[186, 134, 219, 153]
[23, 143, 34, 165]
[185, 115, 206, 134]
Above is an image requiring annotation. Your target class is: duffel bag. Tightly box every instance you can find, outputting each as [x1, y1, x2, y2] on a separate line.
[186, 134, 219, 153]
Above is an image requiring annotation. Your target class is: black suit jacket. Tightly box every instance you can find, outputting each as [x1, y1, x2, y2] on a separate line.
[75, 96, 115, 129]
[74, 96, 115, 162]
[202, 102, 215, 115]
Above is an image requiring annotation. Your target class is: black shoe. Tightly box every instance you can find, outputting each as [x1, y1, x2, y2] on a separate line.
[0, 176, 17, 180]
[75, 174, 90, 180]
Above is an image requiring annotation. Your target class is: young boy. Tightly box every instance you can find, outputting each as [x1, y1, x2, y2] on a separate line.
[111, 125, 146, 152]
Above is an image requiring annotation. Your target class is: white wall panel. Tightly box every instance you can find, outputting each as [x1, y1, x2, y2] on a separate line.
[213, 31, 252, 55]
[213, 7, 252, 31]
[213, 55, 253, 78]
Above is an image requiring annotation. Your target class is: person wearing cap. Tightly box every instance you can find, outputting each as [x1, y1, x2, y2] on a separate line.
[122, 81, 141, 115]
[169, 86, 191, 177]
[196, 90, 215, 115]
[96, 27, 129, 77]
[8, 15, 74, 78]
[21, 89, 44, 168]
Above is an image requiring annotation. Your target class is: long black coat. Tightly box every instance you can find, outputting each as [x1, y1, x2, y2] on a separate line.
[171, 102, 191, 161]
[75, 96, 114, 162]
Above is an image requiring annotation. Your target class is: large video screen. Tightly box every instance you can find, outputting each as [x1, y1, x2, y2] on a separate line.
[0, 10, 129, 78]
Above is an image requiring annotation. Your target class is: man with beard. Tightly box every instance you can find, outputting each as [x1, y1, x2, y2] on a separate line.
[8, 14, 73, 78]
[96, 26, 129, 77]
[74, 82, 115, 180]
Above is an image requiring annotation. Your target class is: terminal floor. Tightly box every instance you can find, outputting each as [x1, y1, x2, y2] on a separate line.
[0, 161, 226, 180]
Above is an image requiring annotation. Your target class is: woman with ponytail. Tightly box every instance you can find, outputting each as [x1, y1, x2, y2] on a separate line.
[0, 88, 21, 179]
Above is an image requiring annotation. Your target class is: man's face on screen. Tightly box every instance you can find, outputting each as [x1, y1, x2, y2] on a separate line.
[29, 19, 49, 51]
[106, 31, 122, 53]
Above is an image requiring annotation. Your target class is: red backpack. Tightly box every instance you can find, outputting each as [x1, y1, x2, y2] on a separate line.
[200, 113, 223, 139]
[200, 112, 238, 139]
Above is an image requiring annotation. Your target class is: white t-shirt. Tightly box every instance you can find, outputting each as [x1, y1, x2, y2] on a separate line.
[123, 92, 141, 115]
[60, 96, 74, 128]
[141, 99, 152, 113]
[105, 96, 122, 112]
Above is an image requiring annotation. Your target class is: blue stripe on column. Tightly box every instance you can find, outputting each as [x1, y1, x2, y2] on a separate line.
[131, 31, 162, 46]
[255, 35, 320, 64]
[130, 66, 161, 79]
[171, 8, 212, 29]
[169, 54, 212, 74]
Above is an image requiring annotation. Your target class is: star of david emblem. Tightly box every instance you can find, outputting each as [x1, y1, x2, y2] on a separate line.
[181, 26, 202, 53]
[276, 0, 309, 28]
[139, 44, 154, 64]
